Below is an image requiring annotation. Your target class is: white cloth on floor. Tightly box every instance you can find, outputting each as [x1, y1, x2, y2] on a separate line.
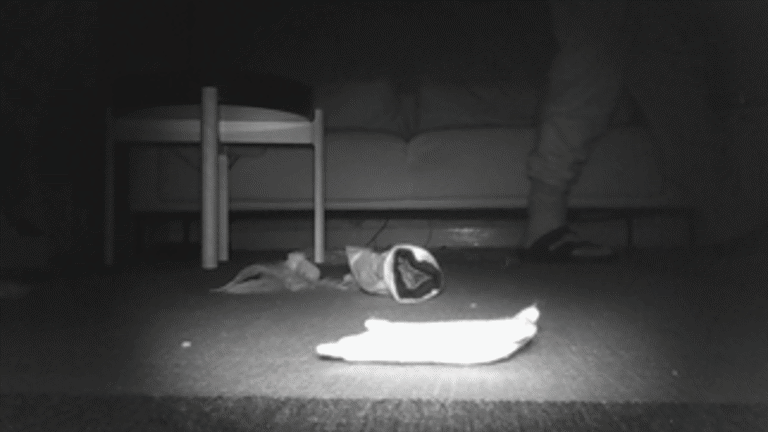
[316, 304, 540, 365]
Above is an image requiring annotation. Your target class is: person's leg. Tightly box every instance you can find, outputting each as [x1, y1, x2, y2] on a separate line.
[524, 0, 628, 254]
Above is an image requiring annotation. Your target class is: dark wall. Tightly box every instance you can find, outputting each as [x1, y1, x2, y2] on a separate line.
[2, 2, 100, 267]
[2, 1, 765, 268]
[3, 2, 99, 178]
[107, 1, 296, 78]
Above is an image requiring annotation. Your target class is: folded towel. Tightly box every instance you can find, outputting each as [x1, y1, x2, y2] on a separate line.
[316, 304, 540, 365]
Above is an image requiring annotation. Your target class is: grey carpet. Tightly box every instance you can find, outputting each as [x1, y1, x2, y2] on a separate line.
[1, 246, 766, 430]
[2, 394, 765, 432]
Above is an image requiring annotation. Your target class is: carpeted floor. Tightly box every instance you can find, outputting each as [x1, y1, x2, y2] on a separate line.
[1, 244, 766, 431]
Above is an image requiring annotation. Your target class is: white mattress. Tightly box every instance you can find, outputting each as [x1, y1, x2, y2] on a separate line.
[128, 126, 684, 212]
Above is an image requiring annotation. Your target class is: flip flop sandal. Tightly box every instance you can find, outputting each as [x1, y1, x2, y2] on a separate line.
[520, 226, 617, 263]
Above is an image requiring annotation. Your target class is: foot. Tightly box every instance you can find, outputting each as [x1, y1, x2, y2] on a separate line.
[520, 226, 616, 263]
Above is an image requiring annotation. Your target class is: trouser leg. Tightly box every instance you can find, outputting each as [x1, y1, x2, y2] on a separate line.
[528, 1, 763, 247]
[525, 1, 626, 247]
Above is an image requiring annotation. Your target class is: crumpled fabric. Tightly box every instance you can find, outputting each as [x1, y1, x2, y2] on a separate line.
[345, 246, 390, 295]
[212, 246, 443, 302]
[211, 252, 348, 294]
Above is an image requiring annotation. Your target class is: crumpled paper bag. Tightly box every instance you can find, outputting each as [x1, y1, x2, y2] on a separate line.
[346, 244, 444, 303]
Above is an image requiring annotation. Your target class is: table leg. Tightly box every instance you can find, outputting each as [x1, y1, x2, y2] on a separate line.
[201, 86, 218, 270]
[218, 151, 229, 263]
[313, 109, 325, 264]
